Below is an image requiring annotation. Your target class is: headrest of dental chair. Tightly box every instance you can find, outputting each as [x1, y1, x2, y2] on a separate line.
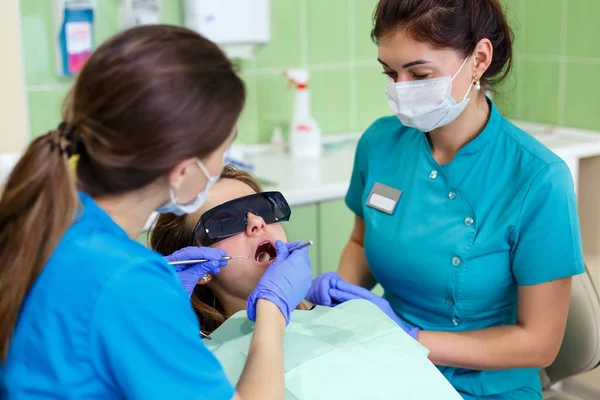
[541, 265, 600, 388]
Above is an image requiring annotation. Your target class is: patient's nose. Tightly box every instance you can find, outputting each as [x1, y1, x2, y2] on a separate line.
[246, 212, 267, 236]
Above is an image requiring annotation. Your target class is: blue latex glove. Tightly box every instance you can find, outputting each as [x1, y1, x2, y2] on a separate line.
[166, 246, 227, 297]
[306, 272, 343, 307]
[329, 280, 420, 340]
[246, 240, 312, 325]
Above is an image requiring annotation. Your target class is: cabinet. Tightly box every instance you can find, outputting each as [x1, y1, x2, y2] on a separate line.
[317, 200, 354, 274]
[284, 200, 355, 277]
[284, 199, 383, 295]
[283, 204, 319, 276]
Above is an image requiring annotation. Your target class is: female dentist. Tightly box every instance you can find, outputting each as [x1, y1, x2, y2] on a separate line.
[307, 0, 584, 399]
[0, 25, 311, 399]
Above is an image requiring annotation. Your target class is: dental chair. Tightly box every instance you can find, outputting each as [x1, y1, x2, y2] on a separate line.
[542, 265, 600, 399]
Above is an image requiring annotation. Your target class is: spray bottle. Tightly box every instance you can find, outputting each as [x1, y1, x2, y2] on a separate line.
[284, 69, 322, 158]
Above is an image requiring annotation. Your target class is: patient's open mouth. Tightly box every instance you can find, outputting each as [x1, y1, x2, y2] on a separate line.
[255, 241, 277, 264]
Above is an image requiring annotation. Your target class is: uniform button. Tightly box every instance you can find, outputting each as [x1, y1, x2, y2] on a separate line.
[451, 256, 462, 267]
[448, 191, 457, 200]
[429, 170, 438, 179]
[445, 299, 455, 305]
[452, 318, 461, 326]
[464, 217, 474, 227]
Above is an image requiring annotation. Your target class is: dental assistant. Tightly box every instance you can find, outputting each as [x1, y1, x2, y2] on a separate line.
[307, 0, 583, 399]
[0, 25, 312, 400]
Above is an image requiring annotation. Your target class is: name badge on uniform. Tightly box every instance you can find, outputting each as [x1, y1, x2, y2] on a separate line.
[366, 183, 401, 215]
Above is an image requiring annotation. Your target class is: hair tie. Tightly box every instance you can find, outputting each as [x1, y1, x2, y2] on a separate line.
[50, 122, 80, 157]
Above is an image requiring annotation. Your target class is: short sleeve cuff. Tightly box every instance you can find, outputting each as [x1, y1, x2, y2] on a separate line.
[517, 258, 585, 286]
[345, 190, 364, 219]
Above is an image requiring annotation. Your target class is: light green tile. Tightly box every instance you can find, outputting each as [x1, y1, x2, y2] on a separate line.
[520, 60, 560, 124]
[564, 63, 600, 131]
[500, 0, 523, 55]
[493, 58, 521, 120]
[355, 65, 389, 131]
[566, 0, 600, 58]
[137, 230, 150, 247]
[254, 1, 302, 69]
[306, 0, 350, 64]
[318, 200, 354, 275]
[310, 68, 351, 135]
[284, 204, 319, 276]
[236, 74, 259, 144]
[256, 73, 295, 143]
[20, 0, 65, 86]
[522, 0, 562, 56]
[95, 0, 119, 44]
[161, 1, 184, 25]
[354, 0, 379, 61]
[232, 58, 256, 73]
[27, 86, 72, 138]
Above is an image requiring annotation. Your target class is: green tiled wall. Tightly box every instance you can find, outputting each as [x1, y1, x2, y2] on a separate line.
[20, 0, 386, 143]
[496, 0, 600, 131]
[22, 1, 600, 141]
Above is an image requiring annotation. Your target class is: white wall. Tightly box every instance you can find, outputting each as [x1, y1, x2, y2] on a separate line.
[0, 0, 29, 153]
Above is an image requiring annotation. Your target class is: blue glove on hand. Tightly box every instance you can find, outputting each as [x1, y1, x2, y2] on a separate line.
[329, 280, 420, 340]
[166, 246, 227, 297]
[306, 272, 343, 307]
[246, 241, 312, 325]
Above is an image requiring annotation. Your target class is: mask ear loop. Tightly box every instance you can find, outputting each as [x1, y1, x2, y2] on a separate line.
[451, 55, 471, 81]
[451, 55, 478, 101]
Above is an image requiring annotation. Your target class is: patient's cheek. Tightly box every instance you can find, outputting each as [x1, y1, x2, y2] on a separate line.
[212, 235, 245, 257]
[267, 224, 287, 242]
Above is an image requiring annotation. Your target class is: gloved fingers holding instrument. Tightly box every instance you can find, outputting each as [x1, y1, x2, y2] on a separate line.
[166, 246, 228, 297]
[329, 280, 420, 340]
[247, 240, 313, 325]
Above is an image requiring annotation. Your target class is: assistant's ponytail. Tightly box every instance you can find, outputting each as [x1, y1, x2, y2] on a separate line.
[0, 126, 79, 360]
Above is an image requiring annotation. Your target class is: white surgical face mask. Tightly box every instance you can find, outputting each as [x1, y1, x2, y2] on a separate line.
[385, 56, 473, 132]
[156, 159, 221, 216]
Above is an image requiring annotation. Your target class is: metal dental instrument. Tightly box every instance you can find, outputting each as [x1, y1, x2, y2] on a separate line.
[288, 241, 313, 252]
[168, 255, 249, 266]
[168, 241, 313, 266]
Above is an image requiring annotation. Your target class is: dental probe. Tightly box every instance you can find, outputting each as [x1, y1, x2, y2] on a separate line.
[168, 241, 312, 266]
[168, 255, 249, 266]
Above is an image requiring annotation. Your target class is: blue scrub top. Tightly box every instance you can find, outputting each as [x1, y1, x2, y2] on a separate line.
[346, 100, 584, 399]
[1, 193, 234, 399]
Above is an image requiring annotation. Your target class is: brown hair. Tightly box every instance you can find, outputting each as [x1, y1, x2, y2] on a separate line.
[0, 25, 245, 359]
[150, 165, 262, 334]
[372, 0, 513, 91]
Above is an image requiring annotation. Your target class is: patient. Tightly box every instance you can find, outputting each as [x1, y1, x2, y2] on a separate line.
[151, 165, 311, 335]
[150, 166, 461, 399]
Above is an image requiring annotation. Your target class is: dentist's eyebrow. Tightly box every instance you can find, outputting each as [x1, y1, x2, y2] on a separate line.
[401, 60, 432, 68]
[377, 58, 432, 69]
[377, 58, 391, 68]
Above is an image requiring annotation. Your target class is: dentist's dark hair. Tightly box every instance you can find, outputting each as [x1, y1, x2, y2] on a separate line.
[372, 0, 513, 91]
[0, 24, 245, 359]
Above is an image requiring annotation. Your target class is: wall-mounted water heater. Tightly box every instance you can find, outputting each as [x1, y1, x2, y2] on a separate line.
[184, 0, 270, 59]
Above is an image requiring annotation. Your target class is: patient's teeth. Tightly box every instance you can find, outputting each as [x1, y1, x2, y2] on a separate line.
[257, 252, 271, 263]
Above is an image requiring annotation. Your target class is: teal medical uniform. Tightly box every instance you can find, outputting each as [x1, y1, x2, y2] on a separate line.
[1, 193, 234, 399]
[345, 100, 584, 399]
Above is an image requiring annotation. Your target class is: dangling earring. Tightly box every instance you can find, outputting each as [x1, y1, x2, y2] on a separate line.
[473, 77, 481, 91]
